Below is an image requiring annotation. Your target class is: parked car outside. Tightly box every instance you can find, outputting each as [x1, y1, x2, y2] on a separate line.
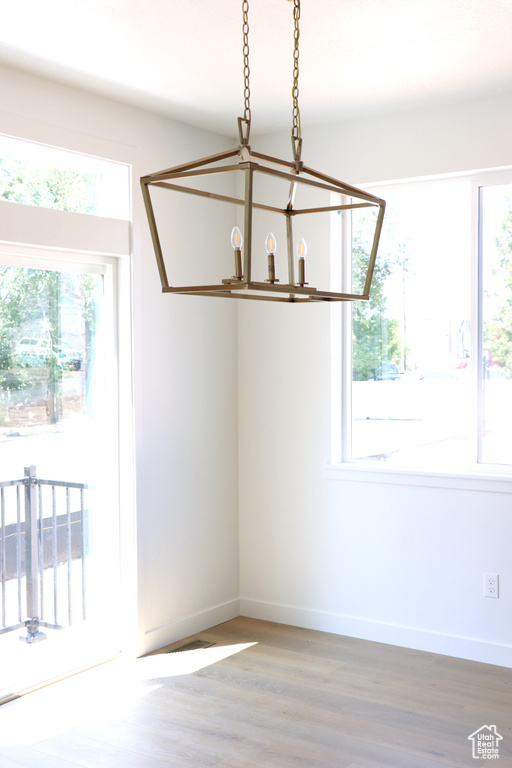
[16, 337, 51, 367]
[374, 361, 401, 381]
[57, 342, 82, 371]
[16, 337, 82, 371]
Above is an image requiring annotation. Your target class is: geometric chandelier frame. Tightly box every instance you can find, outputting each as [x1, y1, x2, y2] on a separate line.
[141, 143, 386, 303]
[141, 0, 386, 303]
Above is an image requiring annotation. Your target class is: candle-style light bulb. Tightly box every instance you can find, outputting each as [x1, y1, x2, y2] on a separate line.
[265, 232, 277, 255]
[231, 226, 243, 280]
[296, 237, 308, 286]
[296, 237, 307, 258]
[265, 232, 277, 283]
[231, 226, 243, 251]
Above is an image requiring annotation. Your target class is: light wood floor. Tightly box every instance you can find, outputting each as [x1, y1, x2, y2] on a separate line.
[1, 616, 511, 767]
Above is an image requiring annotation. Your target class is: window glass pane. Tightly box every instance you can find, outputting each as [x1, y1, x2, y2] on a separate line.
[351, 181, 472, 468]
[351, 207, 378, 296]
[0, 265, 105, 479]
[0, 134, 129, 220]
[480, 184, 512, 464]
[0, 260, 120, 694]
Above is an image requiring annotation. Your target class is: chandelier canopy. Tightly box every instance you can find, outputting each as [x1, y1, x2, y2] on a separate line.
[141, 0, 385, 303]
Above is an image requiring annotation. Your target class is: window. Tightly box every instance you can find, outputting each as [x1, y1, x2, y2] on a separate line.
[0, 134, 130, 220]
[0, 247, 124, 694]
[0, 132, 132, 696]
[338, 170, 512, 474]
[480, 183, 512, 465]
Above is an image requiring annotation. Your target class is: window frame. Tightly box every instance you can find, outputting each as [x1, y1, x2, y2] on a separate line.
[330, 167, 512, 486]
[0, 127, 136, 657]
[0, 242, 120, 481]
[0, 132, 131, 220]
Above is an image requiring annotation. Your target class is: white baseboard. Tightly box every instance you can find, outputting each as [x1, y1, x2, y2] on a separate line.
[143, 598, 240, 655]
[143, 596, 512, 668]
[240, 598, 512, 668]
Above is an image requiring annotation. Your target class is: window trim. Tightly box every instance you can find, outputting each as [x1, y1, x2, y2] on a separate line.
[325, 462, 512, 493]
[332, 167, 512, 483]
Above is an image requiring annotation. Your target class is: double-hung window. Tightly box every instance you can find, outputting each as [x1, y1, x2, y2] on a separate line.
[335, 169, 512, 475]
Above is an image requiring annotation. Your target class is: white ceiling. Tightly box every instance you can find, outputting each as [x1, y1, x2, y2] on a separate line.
[0, 0, 511, 137]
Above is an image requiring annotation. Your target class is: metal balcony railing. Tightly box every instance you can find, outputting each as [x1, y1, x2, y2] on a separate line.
[0, 465, 88, 643]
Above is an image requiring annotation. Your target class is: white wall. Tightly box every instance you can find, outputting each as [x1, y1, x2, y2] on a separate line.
[3, 64, 511, 667]
[239, 92, 512, 667]
[0, 65, 240, 656]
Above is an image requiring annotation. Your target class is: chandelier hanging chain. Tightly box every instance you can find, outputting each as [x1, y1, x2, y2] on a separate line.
[242, 0, 251, 126]
[291, 0, 302, 162]
[141, 0, 386, 303]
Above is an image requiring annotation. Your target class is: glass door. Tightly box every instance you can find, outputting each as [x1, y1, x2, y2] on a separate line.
[0, 253, 120, 699]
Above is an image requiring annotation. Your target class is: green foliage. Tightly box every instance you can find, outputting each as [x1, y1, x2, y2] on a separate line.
[0, 267, 49, 391]
[0, 150, 101, 428]
[0, 366, 31, 391]
[0, 155, 97, 214]
[485, 195, 512, 375]
[0, 268, 99, 427]
[352, 212, 409, 381]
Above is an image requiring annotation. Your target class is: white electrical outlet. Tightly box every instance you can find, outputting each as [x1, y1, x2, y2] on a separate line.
[484, 573, 499, 598]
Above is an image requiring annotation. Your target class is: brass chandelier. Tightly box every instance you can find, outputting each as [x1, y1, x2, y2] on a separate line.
[141, 0, 385, 303]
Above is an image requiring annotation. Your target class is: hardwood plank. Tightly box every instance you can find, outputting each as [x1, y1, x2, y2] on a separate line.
[32, 731, 180, 768]
[1, 617, 511, 768]
[0, 745, 78, 768]
[69, 719, 225, 767]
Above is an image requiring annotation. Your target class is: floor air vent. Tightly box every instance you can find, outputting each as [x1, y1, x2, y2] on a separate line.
[168, 640, 215, 653]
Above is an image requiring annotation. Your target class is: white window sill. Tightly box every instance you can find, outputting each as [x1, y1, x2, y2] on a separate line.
[325, 462, 512, 494]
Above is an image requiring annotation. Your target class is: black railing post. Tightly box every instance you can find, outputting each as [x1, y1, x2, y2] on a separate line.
[21, 465, 46, 644]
